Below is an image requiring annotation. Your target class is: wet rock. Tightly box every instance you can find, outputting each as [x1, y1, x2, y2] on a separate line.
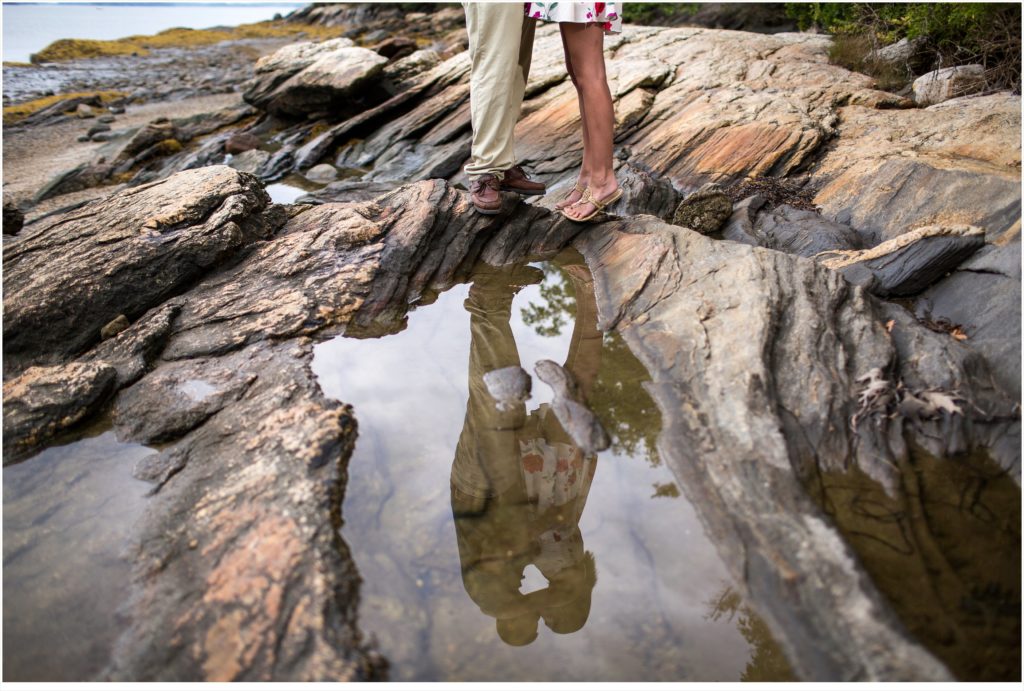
[100, 314, 131, 340]
[243, 39, 389, 119]
[482, 366, 532, 412]
[102, 340, 381, 681]
[534, 360, 610, 455]
[224, 131, 261, 154]
[87, 123, 112, 137]
[98, 114, 117, 123]
[671, 183, 733, 234]
[4, 165, 276, 377]
[817, 224, 985, 297]
[2, 361, 117, 462]
[305, 163, 338, 182]
[3, 199, 25, 235]
[754, 203, 863, 257]
[112, 351, 257, 444]
[295, 180, 398, 205]
[913, 65, 987, 106]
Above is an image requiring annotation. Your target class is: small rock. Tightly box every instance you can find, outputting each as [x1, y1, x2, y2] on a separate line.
[362, 29, 389, 43]
[305, 163, 339, 182]
[90, 131, 118, 142]
[108, 105, 126, 114]
[77, 134, 90, 142]
[913, 65, 987, 106]
[98, 114, 116, 123]
[225, 131, 261, 155]
[483, 366, 532, 411]
[672, 183, 733, 235]
[75, 103, 96, 118]
[88, 123, 111, 137]
[101, 314, 131, 340]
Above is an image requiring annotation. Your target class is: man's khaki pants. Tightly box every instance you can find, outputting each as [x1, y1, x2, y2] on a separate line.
[462, 3, 536, 181]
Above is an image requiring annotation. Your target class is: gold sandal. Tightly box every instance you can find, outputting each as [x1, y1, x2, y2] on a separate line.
[554, 181, 587, 210]
[561, 185, 623, 223]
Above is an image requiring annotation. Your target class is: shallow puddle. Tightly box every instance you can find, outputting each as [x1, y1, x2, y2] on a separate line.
[312, 254, 792, 681]
[2, 414, 156, 681]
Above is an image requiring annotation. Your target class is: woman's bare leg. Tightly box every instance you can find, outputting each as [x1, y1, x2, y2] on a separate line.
[557, 25, 591, 210]
[560, 23, 617, 220]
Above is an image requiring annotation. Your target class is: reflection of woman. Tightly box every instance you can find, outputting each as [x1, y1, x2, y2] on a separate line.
[450, 253, 602, 645]
[525, 2, 624, 222]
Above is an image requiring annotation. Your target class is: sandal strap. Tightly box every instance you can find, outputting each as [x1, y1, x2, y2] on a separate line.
[579, 186, 620, 210]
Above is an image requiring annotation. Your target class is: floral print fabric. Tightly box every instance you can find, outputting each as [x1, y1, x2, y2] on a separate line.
[525, 1, 623, 34]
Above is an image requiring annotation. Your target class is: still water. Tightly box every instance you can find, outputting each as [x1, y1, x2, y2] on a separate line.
[312, 254, 792, 681]
[2, 2, 306, 63]
[2, 414, 156, 681]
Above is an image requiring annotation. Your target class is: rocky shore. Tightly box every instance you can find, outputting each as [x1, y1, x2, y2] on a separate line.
[3, 3, 1020, 683]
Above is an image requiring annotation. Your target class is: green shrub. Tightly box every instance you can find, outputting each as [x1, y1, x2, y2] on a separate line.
[784, 3, 1021, 93]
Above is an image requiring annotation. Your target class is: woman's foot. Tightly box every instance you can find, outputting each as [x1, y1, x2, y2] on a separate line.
[554, 180, 588, 210]
[562, 178, 621, 221]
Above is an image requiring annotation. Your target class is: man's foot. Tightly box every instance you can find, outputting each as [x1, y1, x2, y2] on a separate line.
[554, 180, 588, 210]
[500, 165, 546, 196]
[469, 174, 502, 215]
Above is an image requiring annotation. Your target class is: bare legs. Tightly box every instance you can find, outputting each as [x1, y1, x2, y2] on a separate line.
[558, 23, 618, 220]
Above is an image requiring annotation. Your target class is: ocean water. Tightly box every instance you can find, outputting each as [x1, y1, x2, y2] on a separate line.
[2, 2, 307, 62]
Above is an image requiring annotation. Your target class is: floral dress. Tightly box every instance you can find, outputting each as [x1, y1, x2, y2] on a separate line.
[525, 2, 623, 34]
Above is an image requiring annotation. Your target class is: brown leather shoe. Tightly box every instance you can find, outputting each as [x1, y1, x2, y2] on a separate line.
[500, 165, 546, 196]
[469, 174, 502, 215]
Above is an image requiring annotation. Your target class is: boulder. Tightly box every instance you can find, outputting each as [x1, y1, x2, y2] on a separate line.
[244, 41, 389, 118]
[913, 64, 987, 106]
[4, 166, 277, 376]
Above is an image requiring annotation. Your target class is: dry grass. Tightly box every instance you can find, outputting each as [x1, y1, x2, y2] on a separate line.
[2, 90, 127, 125]
[30, 20, 349, 63]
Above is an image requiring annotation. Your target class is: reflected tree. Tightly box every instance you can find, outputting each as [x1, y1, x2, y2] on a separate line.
[521, 266, 662, 466]
[706, 585, 797, 682]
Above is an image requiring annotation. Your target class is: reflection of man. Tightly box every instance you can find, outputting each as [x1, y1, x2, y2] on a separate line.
[450, 252, 602, 645]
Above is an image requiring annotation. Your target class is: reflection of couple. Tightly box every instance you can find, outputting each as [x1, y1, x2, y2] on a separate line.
[450, 253, 602, 645]
[462, 2, 623, 221]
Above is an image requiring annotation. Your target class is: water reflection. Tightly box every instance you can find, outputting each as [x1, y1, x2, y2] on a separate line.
[808, 443, 1021, 681]
[313, 250, 769, 681]
[2, 414, 155, 681]
[452, 258, 601, 645]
